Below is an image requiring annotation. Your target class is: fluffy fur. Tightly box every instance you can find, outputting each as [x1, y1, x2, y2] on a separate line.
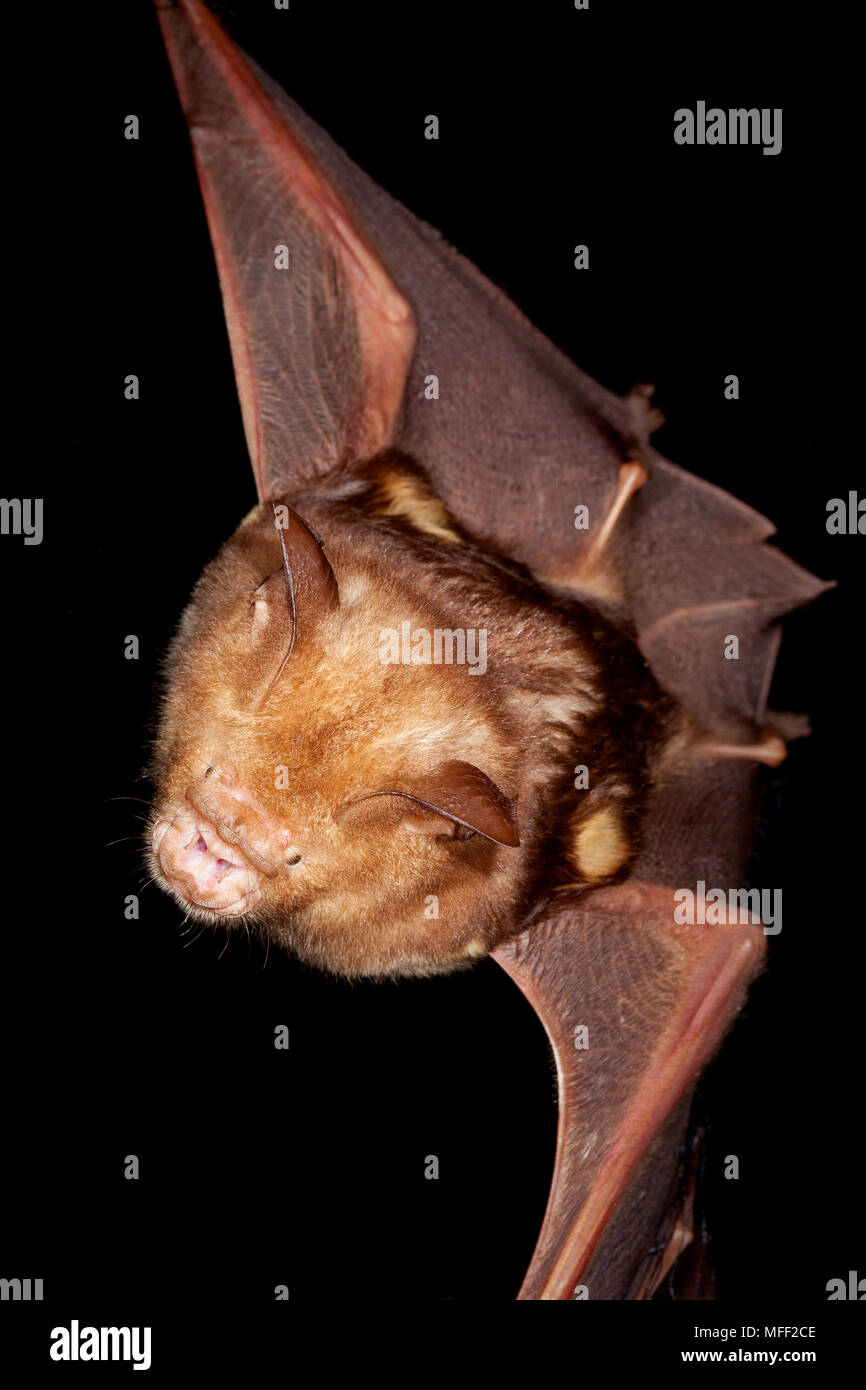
[148, 455, 669, 978]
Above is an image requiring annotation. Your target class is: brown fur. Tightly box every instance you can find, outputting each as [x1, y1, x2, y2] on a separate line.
[149, 456, 669, 978]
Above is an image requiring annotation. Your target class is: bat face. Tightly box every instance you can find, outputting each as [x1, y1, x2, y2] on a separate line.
[147, 462, 655, 978]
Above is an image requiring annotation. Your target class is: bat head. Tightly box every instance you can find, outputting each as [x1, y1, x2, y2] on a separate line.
[146, 485, 567, 979]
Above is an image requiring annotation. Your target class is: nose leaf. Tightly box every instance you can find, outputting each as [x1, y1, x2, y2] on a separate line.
[152, 770, 297, 916]
[153, 806, 263, 916]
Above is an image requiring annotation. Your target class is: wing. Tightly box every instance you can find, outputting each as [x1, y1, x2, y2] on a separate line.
[156, 0, 416, 500]
[493, 801, 767, 1299]
[154, 0, 827, 1298]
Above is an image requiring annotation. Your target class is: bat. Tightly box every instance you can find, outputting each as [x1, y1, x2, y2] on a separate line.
[147, 0, 827, 1297]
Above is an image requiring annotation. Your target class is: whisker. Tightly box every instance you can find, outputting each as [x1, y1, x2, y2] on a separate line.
[217, 930, 232, 961]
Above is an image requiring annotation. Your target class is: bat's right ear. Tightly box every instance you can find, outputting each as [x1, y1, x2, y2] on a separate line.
[339, 760, 520, 848]
[156, 0, 416, 500]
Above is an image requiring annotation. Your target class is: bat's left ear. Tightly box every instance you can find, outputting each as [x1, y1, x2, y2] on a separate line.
[340, 760, 520, 847]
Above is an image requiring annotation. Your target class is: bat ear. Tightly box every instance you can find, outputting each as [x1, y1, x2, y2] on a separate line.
[271, 503, 339, 617]
[157, 1, 416, 500]
[342, 760, 520, 847]
[250, 506, 338, 678]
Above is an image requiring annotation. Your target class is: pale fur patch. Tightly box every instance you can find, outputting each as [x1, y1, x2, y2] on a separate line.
[373, 470, 464, 544]
[460, 937, 488, 959]
[570, 805, 631, 881]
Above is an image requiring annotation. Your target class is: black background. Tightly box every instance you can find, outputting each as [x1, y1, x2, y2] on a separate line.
[2, 0, 860, 1367]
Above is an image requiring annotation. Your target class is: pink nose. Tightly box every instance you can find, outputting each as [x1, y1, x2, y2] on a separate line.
[152, 805, 263, 915]
[152, 772, 294, 917]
